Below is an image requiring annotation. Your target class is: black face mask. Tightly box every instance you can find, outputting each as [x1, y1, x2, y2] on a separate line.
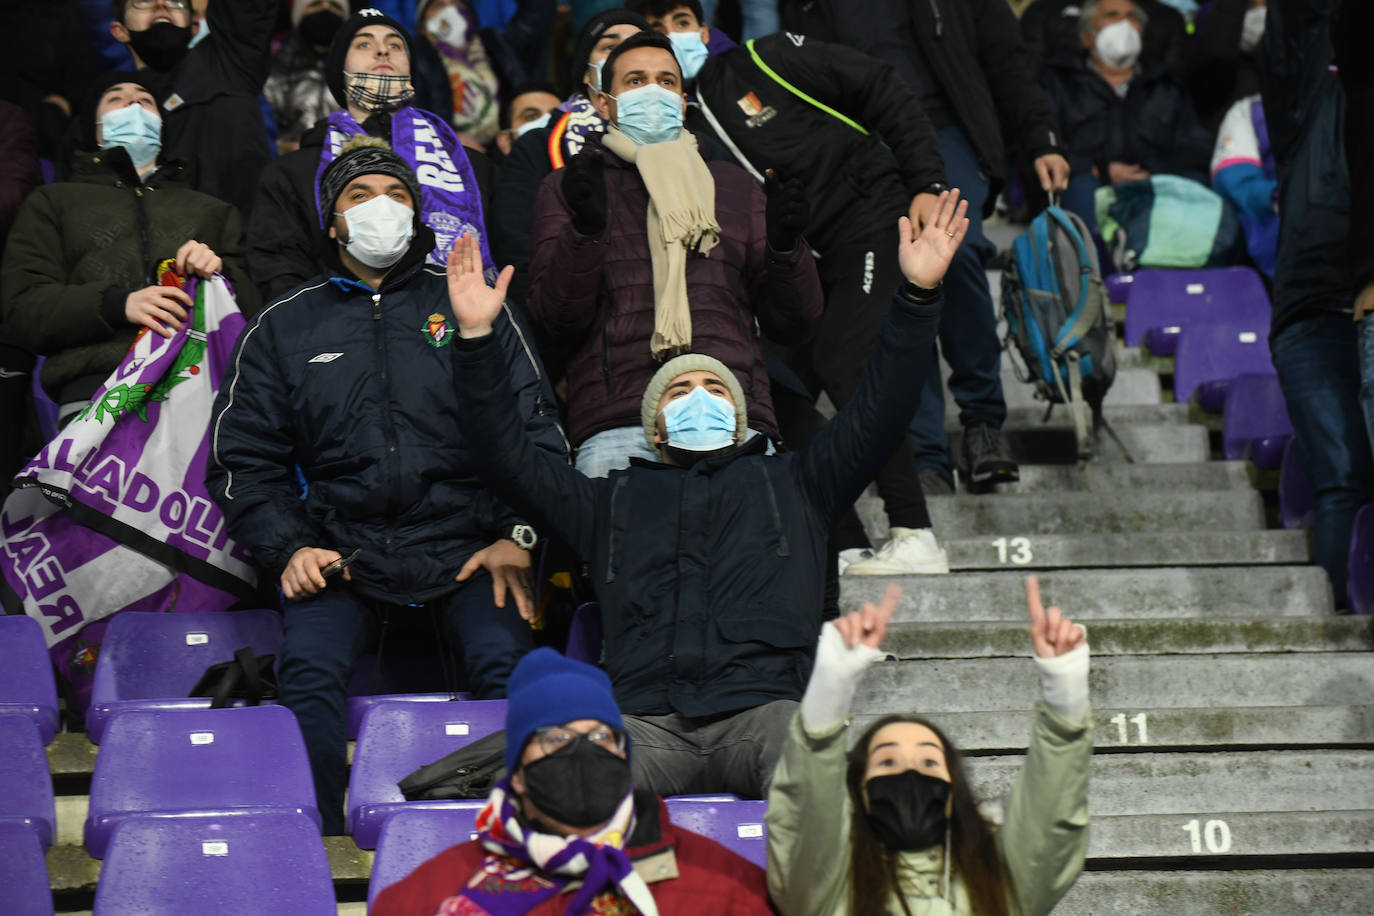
[128, 21, 192, 71]
[298, 10, 344, 49]
[864, 769, 951, 851]
[519, 738, 632, 829]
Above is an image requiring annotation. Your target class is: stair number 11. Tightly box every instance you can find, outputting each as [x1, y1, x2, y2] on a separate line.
[1109, 712, 1149, 744]
[992, 537, 1033, 564]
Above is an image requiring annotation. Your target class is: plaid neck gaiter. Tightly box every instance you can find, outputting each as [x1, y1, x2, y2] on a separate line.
[343, 71, 416, 113]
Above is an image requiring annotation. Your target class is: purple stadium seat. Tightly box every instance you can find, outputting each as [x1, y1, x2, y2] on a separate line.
[0, 822, 54, 916]
[92, 813, 335, 916]
[564, 602, 603, 664]
[1279, 437, 1315, 530]
[347, 693, 472, 740]
[368, 805, 485, 906]
[1349, 505, 1374, 616]
[664, 795, 768, 867]
[0, 615, 60, 744]
[84, 706, 319, 858]
[1124, 267, 1269, 355]
[347, 698, 507, 848]
[1222, 373, 1293, 468]
[0, 716, 57, 849]
[1104, 272, 1134, 304]
[1173, 320, 1275, 411]
[88, 609, 283, 744]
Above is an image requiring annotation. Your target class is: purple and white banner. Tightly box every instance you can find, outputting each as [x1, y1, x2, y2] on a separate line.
[1, 275, 258, 709]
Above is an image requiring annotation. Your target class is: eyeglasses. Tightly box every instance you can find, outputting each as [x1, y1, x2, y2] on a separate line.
[129, 0, 189, 9]
[533, 724, 626, 756]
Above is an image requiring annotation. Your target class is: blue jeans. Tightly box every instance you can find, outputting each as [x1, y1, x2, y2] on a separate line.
[278, 575, 531, 833]
[909, 126, 1008, 478]
[700, 0, 779, 40]
[575, 424, 772, 478]
[1360, 313, 1374, 455]
[1270, 313, 1374, 608]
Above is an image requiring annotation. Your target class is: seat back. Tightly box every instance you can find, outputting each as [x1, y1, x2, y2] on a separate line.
[368, 804, 485, 906]
[664, 795, 768, 867]
[0, 615, 60, 744]
[84, 705, 318, 858]
[347, 699, 507, 848]
[1124, 267, 1269, 354]
[0, 716, 57, 848]
[1173, 320, 1275, 410]
[92, 813, 335, 916]
[88, 609, 283, 743]
[0, 821, 53, 916]
[1348, 505, 1374, 615]
[1221, 373, 1293, 467]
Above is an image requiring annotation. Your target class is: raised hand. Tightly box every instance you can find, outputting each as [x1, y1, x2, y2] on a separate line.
[897, 189, 969, 290]
[764, 167, 809, 253]
[1026, 575, 1085, 659]
[562, 152, 607, 236]
[831, 582, 901, 650]
[446, 234, 513, 339]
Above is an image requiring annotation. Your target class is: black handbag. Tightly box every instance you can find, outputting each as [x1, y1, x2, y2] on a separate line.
[188, 646, 279, 709]
[398, 729, 507, 800]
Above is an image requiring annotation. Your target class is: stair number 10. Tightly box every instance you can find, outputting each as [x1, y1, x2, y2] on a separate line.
[1182, 819, 1232, 853]
[992, 537, 1033, 564]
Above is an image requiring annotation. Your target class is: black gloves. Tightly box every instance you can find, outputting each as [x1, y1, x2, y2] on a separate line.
[562, 152, 607, 236]
[764, 168, 809, 253]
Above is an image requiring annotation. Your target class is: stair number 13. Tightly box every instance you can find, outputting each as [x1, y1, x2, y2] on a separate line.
[992, 537, 1033, 564]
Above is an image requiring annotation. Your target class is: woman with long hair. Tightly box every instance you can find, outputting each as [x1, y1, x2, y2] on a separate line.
[766, 577, 1092, 915]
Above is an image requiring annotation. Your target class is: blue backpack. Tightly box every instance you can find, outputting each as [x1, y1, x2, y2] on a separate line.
[1001, 205, 1129, 462]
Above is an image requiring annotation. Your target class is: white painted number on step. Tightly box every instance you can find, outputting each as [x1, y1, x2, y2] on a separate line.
[1109, 712, 1149, 744]
[1182, 818, 1232, 853]
[992, 537, 1033, 565]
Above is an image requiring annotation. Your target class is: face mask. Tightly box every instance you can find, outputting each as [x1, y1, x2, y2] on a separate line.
[298, 9, 344, 48]
[514, 111, 552, 139]
[1094, 19, 1142, 69]
[100, 104, 163, 170]
[864, 769, 951, 852]
[519, 738, 632, 829]
[425, 6, 469, 47]
[610, 84, 684, 146]
[128, 21, 193, 71]
[661, 385, 736, 452]
[344, 71, 416, 113]
[339, 194, 415, 269]
[1240, 5, 1266, 54]
[668, 30, 709, 81]
[187, 19, 210, 49]
[1155, 0, 1197, 15]
[587, 57, 607, 94]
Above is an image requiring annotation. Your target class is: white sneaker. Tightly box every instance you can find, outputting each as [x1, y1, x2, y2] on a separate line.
[836, 547, 874, 576]
[841, 527, 950, 576]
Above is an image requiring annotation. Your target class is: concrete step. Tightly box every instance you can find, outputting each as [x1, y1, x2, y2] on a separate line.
[945, 403, 1190, 434]
[866, 489, 1267, 539]
[947, 422, 1211, 465]
[1057, 870, 1374, 916]
[932, 530, 1308, 570]
[849, 706, 1374, 753]
[841, 567, 1334, 621]
[1082, 810, 1374, 861]
[879, 616, 1373, 658]
[945, 366, 1164, 409]
[854, 654, 1374, 713]
[935, 460, 1254, 495]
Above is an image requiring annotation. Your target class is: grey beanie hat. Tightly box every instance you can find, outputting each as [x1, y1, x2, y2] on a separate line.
[318, 135, 423, 225]
[640, 353, 748, 453]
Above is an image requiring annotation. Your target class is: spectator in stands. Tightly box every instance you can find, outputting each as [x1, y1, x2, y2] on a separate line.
[371, 648, 774, 915]
[493, 81, 561, 158]
[416, 0, 502, 149]
[1186, 0, 1268, 134]
[209, 139, 566, 833]
[786, 0, 1069, 494]
[628, 0, 736, 69]
[765, 578, 1091, 915]
[264, 0, 347, 156]
[1211, 94, 1277, 278]
[107, 0, 276, 217]
[528, 32, 822, 477]
[446, 189, 968, 797]
[1041, 0, 1213, 232]
[1021, 0, 1187, 78]
[0, 0, 101, 166]
[246, 8, 496, 302]
[694, 32, 949, 574]
[2, 74, 258, 426]
[1262, 0, 1374, 609]
[490, 10, 649, 305]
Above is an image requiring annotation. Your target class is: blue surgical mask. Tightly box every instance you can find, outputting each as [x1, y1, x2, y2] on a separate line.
[610, 84, 684, 145]
[514, 111, 552, 138]
[668, 31, 709, 81]
[661, 386, 736, 451]
[100, 103, 163, 169]
[589, 58, 607, 93]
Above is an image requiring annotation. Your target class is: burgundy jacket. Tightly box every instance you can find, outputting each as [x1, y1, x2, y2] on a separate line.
[527, 135, 822, 448]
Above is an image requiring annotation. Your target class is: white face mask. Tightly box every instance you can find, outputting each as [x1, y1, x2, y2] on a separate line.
[425, 6, 468, 47]
[588, 57, 607, 94]
[339, 194, 415, 269]
[1094, 18, 1142, 69]
[1240, 5, 1266, 55]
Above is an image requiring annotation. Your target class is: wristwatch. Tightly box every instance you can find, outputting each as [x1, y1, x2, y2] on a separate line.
[918, 181, 950, 197]
[508, 524, 538, 551]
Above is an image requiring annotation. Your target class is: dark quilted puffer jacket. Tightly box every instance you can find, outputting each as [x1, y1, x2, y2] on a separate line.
[526, 132, 822, 448]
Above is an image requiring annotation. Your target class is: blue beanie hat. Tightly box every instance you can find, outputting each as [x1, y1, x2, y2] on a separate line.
[503, 648, 626, 774]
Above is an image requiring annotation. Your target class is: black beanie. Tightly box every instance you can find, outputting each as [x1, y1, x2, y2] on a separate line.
[318, 136, 423, 222]
[567, 9, 651, 96]
[76, 71, 167, 152]
[324, 8, 414, 108]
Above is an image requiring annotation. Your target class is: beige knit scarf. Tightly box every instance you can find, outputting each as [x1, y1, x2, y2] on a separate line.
[602, 125, 720, 359]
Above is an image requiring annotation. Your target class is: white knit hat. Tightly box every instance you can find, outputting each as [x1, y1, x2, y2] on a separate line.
[640, 353, 748, 453]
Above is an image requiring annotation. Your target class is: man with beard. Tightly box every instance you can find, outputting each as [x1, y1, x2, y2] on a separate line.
[107, 0, 276, 216]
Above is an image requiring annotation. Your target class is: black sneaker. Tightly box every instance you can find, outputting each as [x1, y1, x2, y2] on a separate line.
[962, 424, 1019, 487]
[918, 467, 956, 496]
